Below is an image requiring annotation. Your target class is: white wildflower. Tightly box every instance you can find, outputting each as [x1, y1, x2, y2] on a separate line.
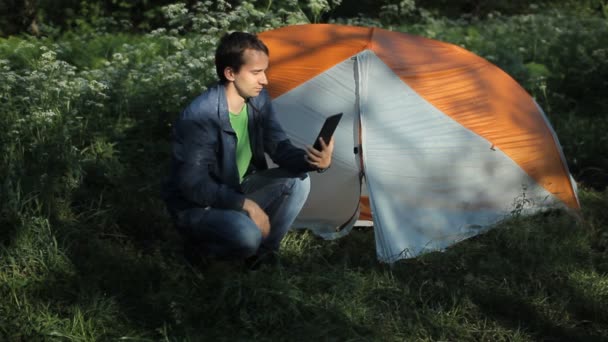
[41, 51, 57, 61]
[32, 109, 57, 124]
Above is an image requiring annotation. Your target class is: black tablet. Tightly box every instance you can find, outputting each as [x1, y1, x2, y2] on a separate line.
[313, 113, 343, 150]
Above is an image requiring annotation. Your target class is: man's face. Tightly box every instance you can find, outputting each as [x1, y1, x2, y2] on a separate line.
[228, 48, 269, 99]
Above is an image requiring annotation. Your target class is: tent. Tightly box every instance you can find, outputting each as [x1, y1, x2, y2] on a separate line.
[257, 24, 579, 262]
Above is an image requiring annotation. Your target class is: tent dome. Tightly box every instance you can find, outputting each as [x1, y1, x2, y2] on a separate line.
[258, 24, 579, 262]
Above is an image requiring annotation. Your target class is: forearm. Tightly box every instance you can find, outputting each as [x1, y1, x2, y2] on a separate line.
[272, 141, 318, 172]
[178, 167, 246, 210]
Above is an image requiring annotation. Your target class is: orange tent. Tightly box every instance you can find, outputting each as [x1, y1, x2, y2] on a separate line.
[259, 24, 579, 262]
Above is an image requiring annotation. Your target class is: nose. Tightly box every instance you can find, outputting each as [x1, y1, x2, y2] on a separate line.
[259, 72, 268, 85]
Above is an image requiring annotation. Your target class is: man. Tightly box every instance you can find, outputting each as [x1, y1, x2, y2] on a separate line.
[162, 32, 334, 266]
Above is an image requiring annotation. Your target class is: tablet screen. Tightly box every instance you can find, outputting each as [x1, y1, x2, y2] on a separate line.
[313, 113, 343, 150]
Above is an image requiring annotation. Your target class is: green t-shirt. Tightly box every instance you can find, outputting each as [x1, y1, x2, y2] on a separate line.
[229, 105, 252, 183]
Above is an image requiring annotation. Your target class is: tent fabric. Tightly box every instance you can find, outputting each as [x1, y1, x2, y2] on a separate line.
[258, 24, 579, 262]
[269, 55, 361, 239]
[357, 50, 558, 260]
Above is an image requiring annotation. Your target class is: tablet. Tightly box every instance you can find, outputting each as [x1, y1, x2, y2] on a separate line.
[313, 113, 343, 150]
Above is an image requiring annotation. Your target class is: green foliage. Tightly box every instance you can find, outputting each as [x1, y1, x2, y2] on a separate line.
[378, 0, 417, 25]
[159, 0, 310, 34]
[3, 0, 607, 36]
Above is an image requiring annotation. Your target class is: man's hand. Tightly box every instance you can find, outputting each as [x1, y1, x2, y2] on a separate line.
[306, 136, 334, 170]
[242, 198, 270, 238]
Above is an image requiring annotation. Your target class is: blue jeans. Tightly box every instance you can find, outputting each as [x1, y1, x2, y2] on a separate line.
[176, 168, 310, 259]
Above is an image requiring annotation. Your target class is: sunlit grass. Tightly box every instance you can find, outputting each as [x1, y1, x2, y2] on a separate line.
[2, 189, 607, 340]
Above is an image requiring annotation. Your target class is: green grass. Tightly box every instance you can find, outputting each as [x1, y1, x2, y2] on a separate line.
[1, 188, 607, 341]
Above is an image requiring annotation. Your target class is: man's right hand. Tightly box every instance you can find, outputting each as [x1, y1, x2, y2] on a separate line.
[242, 198, 270, 238]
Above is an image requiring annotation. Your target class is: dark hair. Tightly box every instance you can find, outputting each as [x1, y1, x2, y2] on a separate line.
[215, 32, 269, 84]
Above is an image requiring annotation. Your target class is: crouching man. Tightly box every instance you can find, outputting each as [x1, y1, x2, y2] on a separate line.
[162, 32, 334, 267]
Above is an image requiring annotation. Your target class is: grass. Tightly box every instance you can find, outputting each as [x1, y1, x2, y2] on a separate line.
[1, 187, 607, 341]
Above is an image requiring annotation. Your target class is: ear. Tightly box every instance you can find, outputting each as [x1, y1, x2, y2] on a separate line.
[224, 67, 236, 81]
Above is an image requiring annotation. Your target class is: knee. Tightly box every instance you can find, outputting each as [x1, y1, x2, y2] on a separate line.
[286, 173, 310, 198]
[232, 227, 262, 257]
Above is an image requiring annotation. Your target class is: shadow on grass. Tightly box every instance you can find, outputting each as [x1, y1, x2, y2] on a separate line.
[471, 282, 606, 342]
[34, 217, 374, 340]
[384, 210, 608, 342]
[0, 211, 19, 249]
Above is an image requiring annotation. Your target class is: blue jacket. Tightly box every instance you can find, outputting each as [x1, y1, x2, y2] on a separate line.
[162, 84, 314, 215]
